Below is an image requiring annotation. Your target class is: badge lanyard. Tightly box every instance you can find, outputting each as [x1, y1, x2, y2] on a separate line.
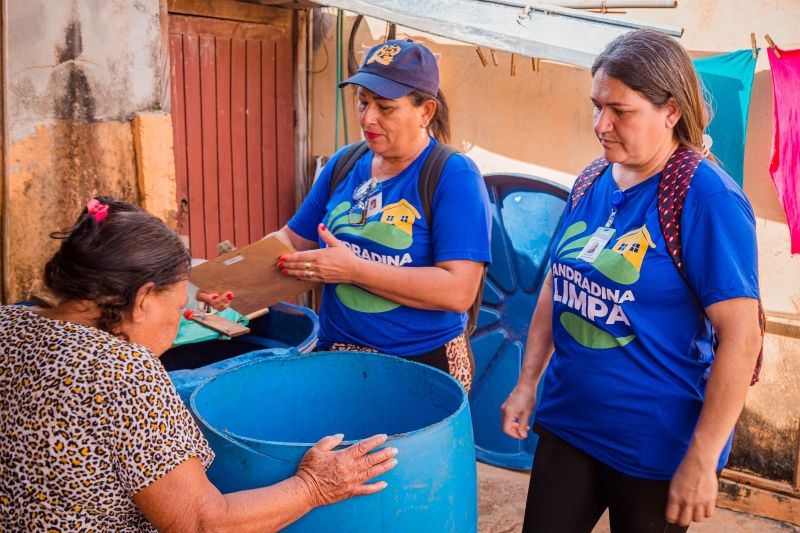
[577, 189, 626, 264]
[348, 178, 383, 226]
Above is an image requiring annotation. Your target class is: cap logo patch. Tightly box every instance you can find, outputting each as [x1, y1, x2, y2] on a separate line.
[367, 44, 402, 66]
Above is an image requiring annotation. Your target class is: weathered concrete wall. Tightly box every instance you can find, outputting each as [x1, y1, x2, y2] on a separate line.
[8, 0, 163, 142]
[5, 0, 175, 302]
[133, 112, 178, 229]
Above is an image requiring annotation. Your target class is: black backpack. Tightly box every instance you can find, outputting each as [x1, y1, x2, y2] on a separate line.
[327, 141, 486, 337]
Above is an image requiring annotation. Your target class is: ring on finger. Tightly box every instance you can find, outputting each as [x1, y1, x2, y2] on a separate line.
[304, 269, 312, 279]
[304, 262, 312, 270]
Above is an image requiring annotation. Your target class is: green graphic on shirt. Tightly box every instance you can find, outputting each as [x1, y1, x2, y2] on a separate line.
[326, 199, 420, 312]
[335, 284, 400, 313]
[590, 249, 641, 284]
[334, 222, 412, 249]
[556, 221, 588, 254]
[556, 221, 641, 284]
[560, 311, 635, 349]
[327, 201, 351, 231]
[554, 220, 654, 348]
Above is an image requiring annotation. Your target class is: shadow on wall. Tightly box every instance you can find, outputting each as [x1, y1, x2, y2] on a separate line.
[743, 68, 785, 224]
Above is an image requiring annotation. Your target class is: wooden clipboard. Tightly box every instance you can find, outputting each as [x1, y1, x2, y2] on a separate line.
[189, 235, 314, 316]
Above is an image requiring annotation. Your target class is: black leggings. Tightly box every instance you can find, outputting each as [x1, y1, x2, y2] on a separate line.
[523, 425, 690, 533]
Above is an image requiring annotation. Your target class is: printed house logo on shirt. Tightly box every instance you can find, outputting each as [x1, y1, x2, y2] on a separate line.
[380, 200, 420, 236]
[552, 221, 656, 349]
[325, 198, 421, 314]
[611, 226, 655, 271]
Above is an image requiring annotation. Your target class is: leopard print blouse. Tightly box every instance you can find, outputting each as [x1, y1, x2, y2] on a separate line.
[0, 305, 214, 532]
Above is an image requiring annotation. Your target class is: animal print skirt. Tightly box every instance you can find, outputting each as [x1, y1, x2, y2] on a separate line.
[327, 333, 475, 391]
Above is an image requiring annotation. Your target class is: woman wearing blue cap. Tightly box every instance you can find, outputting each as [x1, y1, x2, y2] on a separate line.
[274, 39, 491, 391]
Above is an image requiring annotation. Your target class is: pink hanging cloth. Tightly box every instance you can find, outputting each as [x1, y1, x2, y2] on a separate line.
[768, 46, 800, 253]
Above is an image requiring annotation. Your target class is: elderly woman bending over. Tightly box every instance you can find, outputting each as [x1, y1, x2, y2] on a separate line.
[0, 197, 396, 532]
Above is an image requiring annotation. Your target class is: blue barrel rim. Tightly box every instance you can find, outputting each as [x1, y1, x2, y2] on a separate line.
[189, 350, 470, 448]
[260, 302, 320, 353]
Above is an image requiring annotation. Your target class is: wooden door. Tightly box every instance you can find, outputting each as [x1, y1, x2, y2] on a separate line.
[169, 14, 294, 258]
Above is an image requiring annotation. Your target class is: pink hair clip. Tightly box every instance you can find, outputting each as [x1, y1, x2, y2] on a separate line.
[86, 199, 109, 223]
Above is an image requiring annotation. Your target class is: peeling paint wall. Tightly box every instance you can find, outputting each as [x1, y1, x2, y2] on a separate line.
[8, 0, 163, 142]
[5, 0, 174, 302]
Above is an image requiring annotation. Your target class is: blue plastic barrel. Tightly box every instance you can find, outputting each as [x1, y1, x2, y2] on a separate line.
[242, 302, 319, 353]
[469, 173, 569, 470]
[164, 302, 318, 404]
[191, 351, 478, 532]
[168, 348, 291, 405]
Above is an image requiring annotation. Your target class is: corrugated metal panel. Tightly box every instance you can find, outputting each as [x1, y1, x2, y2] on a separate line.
[319, 0, 682, 68]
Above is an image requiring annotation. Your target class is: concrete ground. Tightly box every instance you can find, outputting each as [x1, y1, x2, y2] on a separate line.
[477, 462, 800, 533]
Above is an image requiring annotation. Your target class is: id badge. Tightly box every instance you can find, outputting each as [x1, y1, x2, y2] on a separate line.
[577, 226, 616, 263]
[365, 191, 383, 218]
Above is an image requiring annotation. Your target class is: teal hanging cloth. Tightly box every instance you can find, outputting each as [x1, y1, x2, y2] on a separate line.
[693, 49, 758, 187]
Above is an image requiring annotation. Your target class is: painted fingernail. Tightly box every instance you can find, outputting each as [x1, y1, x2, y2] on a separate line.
[225, 291, 234, 300]
[320, 224, 327, 232]
[183, 309, 194, 320]
[277, 261, 285, 268]
[282, 269, 289, 275]
[279, 255, 287, 261]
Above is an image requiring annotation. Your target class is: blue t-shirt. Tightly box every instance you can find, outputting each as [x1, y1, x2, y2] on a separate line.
[535, 159, 759, 480]
[288, 139, 492, 356]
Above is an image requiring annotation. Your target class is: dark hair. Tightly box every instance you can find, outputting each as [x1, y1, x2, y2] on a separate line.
[44, 196, 190, 337]
[591, 29, 712, 158]
[410, 89, 451, 144]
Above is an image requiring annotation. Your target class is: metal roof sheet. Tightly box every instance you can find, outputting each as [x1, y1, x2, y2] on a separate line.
[319, 0, 682, 69]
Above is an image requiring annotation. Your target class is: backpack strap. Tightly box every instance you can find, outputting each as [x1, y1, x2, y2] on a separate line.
[414, 142, 485, 341]
[418, 142, 458, 225]
[657, 145, 703, 272]
[570, 156, 611, 210]
[416, 143, 486, 340]
[328, 141, 370, 198]
[657, 145, 764, 385]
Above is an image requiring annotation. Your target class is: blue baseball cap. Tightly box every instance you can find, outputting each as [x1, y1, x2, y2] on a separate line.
[339, 39, 439, 100]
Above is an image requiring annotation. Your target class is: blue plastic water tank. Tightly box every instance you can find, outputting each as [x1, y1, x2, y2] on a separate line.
[469, 173, 569, 470]
[191, 351, 478, 532]
[164, 302, 318, 404]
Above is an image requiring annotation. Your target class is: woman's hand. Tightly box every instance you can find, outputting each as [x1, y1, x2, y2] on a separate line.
[665, 452, 718, 526]
[278, 224, 359, 284]
[196, 290, 234, 311]
[295, 433, 398, 507]
[501, 382, 538, 439]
